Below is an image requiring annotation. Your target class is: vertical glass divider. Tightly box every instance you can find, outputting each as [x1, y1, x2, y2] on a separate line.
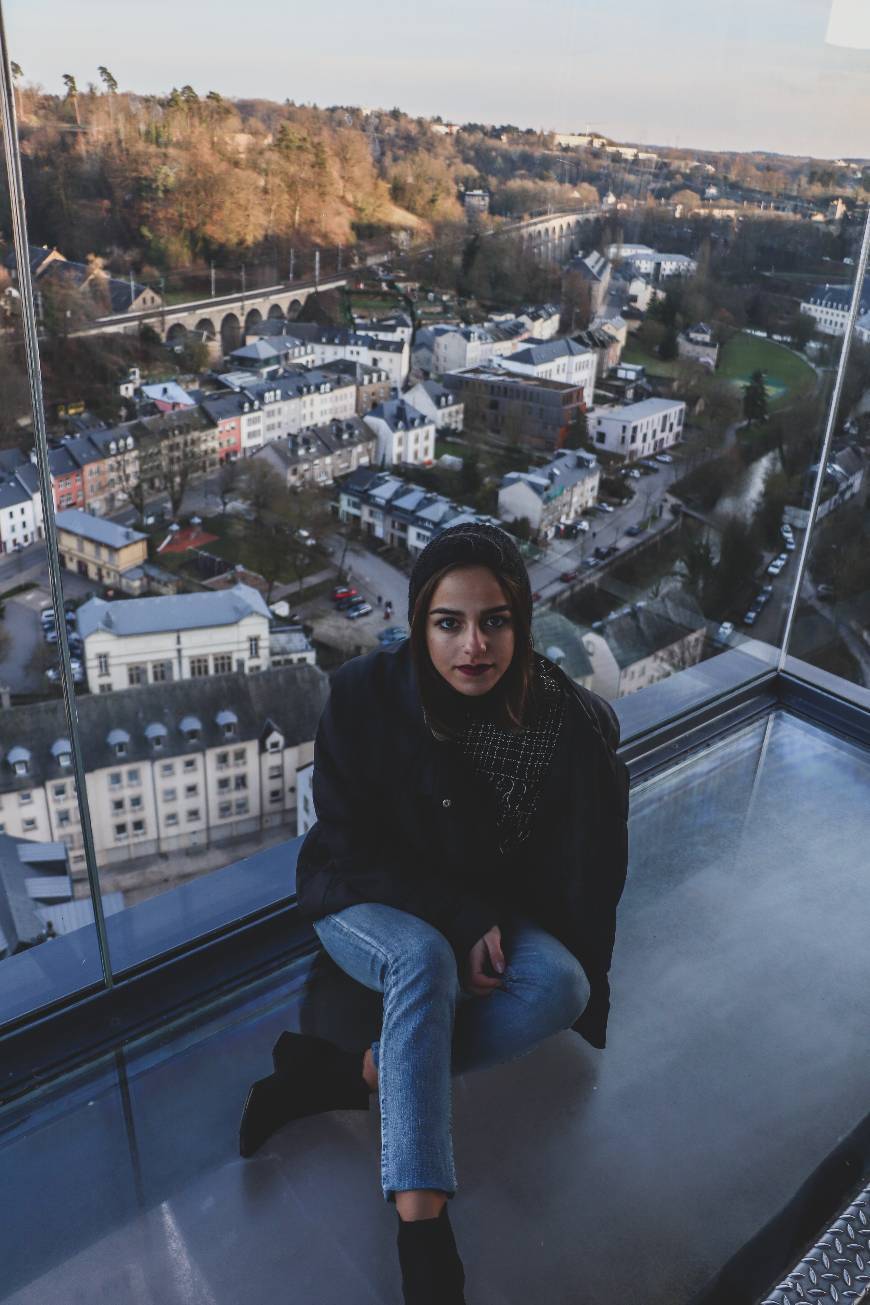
[0, 1, 114, 988]
[777, 201, 870, 673]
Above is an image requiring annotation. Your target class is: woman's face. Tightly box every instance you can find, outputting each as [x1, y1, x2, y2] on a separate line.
[425, 564, 516, 697]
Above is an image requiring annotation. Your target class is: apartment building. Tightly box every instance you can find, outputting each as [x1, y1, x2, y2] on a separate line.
[0, 665, 327, 882]
[801, 281, 870, 337]
[443, 366, 585, 454]
[318, 359, 392, 414]
[0, 462, 42, 554]
[336, 465, 500, 558]
[288, 324, 409, 387]
[251, 416, 375, 488]
[77, 583, 272, 694]
[224, 370, 357, 448]
[589, 397, 686, 460]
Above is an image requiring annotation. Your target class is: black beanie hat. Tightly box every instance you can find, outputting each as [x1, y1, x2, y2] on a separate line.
[407, 522, 532, 627]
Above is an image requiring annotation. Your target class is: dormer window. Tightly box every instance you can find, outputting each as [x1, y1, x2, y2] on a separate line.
[8, 745, 31, 777]
[108, 730, 131, 759]
[145, 722, 168, 751]
[216, 709, 238, 738]
[180, 715, 202, 744]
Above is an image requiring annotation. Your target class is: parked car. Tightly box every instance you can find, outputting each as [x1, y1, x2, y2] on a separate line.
[335, 594, 362, 610]
[622, 468, 641, 479]
[593, 545, 617, 560]
[742, 608, 760, 627]
[598, 502, 615, 513]
[624, 524, 644, 537]
[780, 524, 793, 540]
[816, 583, 835, 601]
[559, 570, 578, 583]
[715, 621, 734, 643]
[582, 557, 599, 569]
[638, 461, 660, 473]
[759, 584, 774, 598]
[767, 559, 784, 576]
[377, 626, 407, 644]
[784, 537, 796, 551]
[332, 586, 358, 602]
[346, 603, 372, 619]
[655, 453, 674, 464]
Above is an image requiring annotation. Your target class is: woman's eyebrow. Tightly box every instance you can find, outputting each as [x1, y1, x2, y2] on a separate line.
[429, 605, 512, 615]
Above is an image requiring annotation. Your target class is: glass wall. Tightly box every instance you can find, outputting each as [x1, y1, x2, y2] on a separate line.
[0, 0, 869, 1032]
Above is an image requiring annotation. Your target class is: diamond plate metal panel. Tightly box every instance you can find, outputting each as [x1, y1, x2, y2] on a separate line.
[760, 1184, 870, 1304]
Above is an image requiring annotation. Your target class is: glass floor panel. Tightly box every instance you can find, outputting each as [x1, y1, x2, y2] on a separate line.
[1, 708, 868, 1304]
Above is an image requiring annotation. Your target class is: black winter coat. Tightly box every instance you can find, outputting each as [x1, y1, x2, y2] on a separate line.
[295, 640, 630, 1049]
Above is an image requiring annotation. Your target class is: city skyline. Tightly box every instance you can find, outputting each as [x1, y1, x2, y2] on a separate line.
[4, 0, 870, 160]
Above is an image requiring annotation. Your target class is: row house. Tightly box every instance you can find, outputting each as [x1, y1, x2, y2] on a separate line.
[289, 324, 409, 387]
[563, 251, 612, 317]
[200, 392, 244, 463]
[362, 398, 436, 468]
[0, 664, 327, 883]
[335, 464, 500, 558]
[498, 448, 601, 541]
[56, 428, 140, 516]
[319, 359, 392, 415]
[77, 583, 272, 695]
[251, 416, 375, 489]
[240, 369, 357, 447]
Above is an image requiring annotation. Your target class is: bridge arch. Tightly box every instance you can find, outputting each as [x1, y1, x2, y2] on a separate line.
[286, 298, 303, 320]
[167, 322, 187, 347]
[221, 312, 241, 353]
[267, 303, 285, 321]
[244, 307, 263, 335]
[194, 317, 216, 340]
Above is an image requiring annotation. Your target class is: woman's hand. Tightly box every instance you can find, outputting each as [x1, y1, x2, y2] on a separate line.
[466, 925, 506, 997]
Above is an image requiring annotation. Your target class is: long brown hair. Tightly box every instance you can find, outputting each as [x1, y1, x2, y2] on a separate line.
[408, 562, 544, 740]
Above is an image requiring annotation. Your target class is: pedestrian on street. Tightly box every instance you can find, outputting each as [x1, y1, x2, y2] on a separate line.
[239, 523, 630, 1304]
[377, 595, 383, 606]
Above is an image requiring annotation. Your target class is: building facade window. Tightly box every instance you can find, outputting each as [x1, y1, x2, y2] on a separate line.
[127, 664, 147, 687]
[97, 654, 110, 676]
[151, 661, 173, 683]
[213, 654, 232, 674]
[248, 637, 260, 659]
[190, 657, 210, 678]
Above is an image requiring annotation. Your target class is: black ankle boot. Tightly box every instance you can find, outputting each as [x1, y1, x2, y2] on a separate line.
[239, 1035, 369, 1159]
[396, 1206, 467, 1305]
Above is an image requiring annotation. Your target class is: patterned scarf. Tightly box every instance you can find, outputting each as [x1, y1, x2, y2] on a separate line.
[454, 664, 566, 857]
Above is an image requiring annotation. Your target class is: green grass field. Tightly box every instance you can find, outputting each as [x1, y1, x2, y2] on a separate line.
[718, 333, 816, 410]
[621, 342, 681, 377]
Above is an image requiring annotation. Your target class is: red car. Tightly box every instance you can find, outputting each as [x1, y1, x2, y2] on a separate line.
[332, 586, 358, 602]
[559, 570, 578, 583]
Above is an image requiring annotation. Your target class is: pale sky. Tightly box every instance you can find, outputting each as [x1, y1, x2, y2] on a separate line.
[5, 0, 870, 159]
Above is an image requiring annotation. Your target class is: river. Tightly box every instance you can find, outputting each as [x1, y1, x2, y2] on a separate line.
[711, 449, 783, 527]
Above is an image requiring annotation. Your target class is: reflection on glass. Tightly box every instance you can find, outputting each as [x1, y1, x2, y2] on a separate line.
[0, 2, 868, 1011]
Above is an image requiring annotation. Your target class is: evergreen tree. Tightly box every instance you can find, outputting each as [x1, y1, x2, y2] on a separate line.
[743, 370, 768, 424]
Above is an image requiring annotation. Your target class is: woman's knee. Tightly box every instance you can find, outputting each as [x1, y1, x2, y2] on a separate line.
[510, 951, 590, 1029]
[552, 957, 591, 1027]
[391, 928, 459, 995]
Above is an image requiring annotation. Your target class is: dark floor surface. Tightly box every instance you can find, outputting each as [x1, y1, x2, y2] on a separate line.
[1, 708, 869, 1305]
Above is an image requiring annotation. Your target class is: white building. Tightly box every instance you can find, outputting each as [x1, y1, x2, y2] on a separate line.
[496, 339, 597, 404]
[403, 381, 464, 431]
[77, 583, 272, 694]
[801, 282, 870, 338]
[363, 398, 436, 468]
[352, 312, 414, 347]
[589, 398, 686, 461]
[606, 244, 697, 281]
[516, 304, 562, 340]
[0, 464, 43, 555]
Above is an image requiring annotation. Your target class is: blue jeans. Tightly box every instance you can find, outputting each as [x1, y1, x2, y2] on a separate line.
[312, 903, 591, 1202]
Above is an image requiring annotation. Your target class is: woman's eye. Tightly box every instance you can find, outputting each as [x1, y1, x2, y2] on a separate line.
[435, 616, 509, 631]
